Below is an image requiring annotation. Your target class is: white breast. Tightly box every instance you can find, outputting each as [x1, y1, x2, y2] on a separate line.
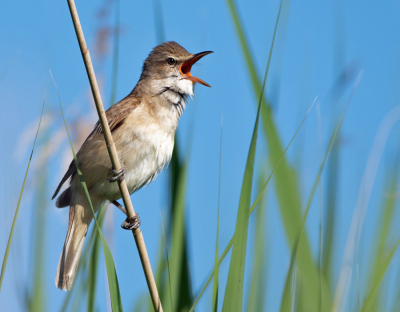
[105, 101, 178, 201]
[123, 127, 174, 195]
[92, 92, 185, 202]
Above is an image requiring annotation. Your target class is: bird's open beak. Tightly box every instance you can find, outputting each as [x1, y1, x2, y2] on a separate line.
[179, 51, 213, 87]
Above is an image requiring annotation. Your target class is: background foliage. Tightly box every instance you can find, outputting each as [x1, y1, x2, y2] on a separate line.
[1, 0, 400, 311]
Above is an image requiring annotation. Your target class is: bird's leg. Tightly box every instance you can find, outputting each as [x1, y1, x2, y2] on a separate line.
[108, 166, 127, 183]
[112, 200, 127, 215]
[121, 213, 141, 230]
[111, 200, 141, 230]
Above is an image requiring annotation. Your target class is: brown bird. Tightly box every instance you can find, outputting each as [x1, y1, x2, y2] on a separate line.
[52, 41, 212, 291]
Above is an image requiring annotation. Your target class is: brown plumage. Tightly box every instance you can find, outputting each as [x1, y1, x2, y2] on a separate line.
[53, 41, 212, 290]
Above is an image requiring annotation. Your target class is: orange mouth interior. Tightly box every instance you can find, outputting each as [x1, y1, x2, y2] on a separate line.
[179, 51, 213, 87]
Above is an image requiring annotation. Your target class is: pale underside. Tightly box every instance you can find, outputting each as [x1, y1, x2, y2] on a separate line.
[54, 56, 196, 290]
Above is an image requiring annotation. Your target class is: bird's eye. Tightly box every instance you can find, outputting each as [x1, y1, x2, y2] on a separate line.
[166, 58, 176, 66]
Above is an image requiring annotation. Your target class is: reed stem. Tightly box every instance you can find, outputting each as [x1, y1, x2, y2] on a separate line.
[66, 1, 163, 310]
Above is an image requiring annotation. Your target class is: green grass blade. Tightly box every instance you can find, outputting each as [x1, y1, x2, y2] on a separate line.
[246, 172, 268, 312]
[0, 96, 45, 291]
[152, 0, 165, 44]
[221, 0, 284, 304]
[322, 138, 339, 285]
[225, 1, 331, 309]
[360, 237, 400, 312]
[221, 81, 260, 312]
[151, 230, 167, 312]
[362, 155, 399, 312]
[51, 72, 124, 312]
[279, 255, 295, 312]
[317, 104, 323, 312]
[169, 161, 191, 311]
[189, 92, 313, 312]
[28, 156, 49, 312]
[278, 100, 346, 312]
[87, 205, 107, 312]
[159, 212, 173, 312]
[225, 0, 262, 99]
[212, 117, 223, 312]
[108, 0, 120, 108]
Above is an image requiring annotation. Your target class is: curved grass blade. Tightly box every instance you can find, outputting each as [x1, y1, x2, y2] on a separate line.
[51, 71, 124, 312]
[221, 1, 285, 307]
[87, 204, 107, 312]
[169, 161, 190, 311]
[278, 99, 344, 312]
[28, 154, 49, 312]
[152, 0, 165, 44]
[188, 94, 314, 312]
[366, 158, 400, 311]
[108, 0, 120, 108]
[159, 212, 173, 312]
[221, 74, 261, 312]
[152, 228, 168, 312]
[360, 237, 400, 312]
[152, 1, 193, 309]
[358, 131, 400, 312]
[225, 1, 331, 309]
[0, 96, 45, 291]
[212, 117, 223, 312]
[246, 172, 268, 312]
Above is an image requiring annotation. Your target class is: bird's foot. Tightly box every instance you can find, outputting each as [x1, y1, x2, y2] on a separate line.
[108, 166, 127, 183]
[121, 213, 141, 230]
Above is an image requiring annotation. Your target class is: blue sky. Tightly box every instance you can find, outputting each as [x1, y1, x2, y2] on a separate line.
[1, 0, 400, 311]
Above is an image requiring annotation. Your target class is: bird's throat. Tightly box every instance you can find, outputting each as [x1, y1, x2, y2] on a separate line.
[161, 87, 188, 117]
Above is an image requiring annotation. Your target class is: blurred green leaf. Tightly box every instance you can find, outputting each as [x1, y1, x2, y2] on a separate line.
[189, 84, 313, 312]
[322, 139, 340, 286]
[0, 97, 45, 291]
[360, 237, 400, 312]
[152, 0, 165, 45]
[225, 0, 331, 309]
[212, 120, 223, 312]
[87, 205, 107, 312]
[246, 172, 268, 312]
[221, 69, 261, 312]
[278, 102, 346, 312]
[51, 72, 124, 312]
[152, 227, 168, 312]
[169, 161, 191, 312]
[221, 0, 286, 307]
[362, 158, 399, 312]
[109, 0, 120, 108]
[28, 146, 49, 312]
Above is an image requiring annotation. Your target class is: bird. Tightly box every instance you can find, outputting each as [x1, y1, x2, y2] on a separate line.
[52, 41, 213, 291]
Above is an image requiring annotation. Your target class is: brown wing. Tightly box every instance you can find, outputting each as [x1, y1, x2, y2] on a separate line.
[93, 96, 141, 134]
[52, 95, 141, 200]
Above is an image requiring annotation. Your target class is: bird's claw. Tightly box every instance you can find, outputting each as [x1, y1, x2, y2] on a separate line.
[108, 166, 127, 183]
[121, 213, 141, 230]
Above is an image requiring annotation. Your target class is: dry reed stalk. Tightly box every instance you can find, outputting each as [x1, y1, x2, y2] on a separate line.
[66, 1, 163, 311]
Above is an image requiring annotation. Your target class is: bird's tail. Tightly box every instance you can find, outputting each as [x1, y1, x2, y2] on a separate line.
[56, 192, 101, 291]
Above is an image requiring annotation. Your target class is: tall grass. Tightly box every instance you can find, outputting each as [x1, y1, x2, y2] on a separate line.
[2, 0, 400, 311]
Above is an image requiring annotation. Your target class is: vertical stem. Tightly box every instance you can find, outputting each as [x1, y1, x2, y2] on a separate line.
[66, 1, 163, 311]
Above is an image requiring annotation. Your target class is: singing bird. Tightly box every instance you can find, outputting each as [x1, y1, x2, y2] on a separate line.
[52, 41, 212, 290]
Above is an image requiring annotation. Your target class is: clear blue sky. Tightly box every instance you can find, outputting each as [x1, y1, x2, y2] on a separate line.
[1, 0, 400, 311]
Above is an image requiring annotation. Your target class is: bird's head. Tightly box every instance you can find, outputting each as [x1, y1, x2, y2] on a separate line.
[137, 41, 213, 102]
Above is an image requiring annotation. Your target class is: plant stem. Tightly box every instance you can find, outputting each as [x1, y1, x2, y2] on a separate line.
[66, 1, 163, 311]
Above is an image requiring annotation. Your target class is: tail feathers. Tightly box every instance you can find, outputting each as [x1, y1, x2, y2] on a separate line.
[56, 202, 92, 291]
[52, 160, 76, 200]
[56, 187, 72, 208]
